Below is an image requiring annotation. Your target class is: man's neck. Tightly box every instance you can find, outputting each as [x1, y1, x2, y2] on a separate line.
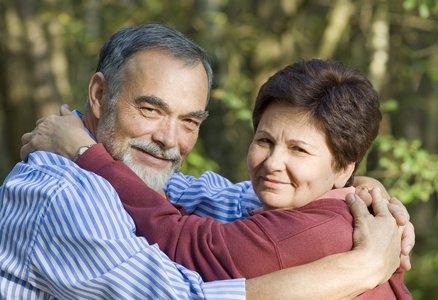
[72, 109, 98, 142]
[82, 111, 99, 139]
[157, 190, 167, 198]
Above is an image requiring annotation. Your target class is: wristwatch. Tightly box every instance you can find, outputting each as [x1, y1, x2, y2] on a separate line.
[73, 145, 93, 161]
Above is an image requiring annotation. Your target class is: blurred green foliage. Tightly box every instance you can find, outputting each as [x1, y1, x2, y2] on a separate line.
[376, 136, 438, 203]
[404, 0, 438, 18]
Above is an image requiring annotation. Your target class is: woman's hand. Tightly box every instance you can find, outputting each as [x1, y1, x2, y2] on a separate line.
[21, 104, 96, 161]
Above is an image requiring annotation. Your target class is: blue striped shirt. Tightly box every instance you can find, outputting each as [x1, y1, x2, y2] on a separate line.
[0, 151, 246, 299]
[165, 172, 261, 223]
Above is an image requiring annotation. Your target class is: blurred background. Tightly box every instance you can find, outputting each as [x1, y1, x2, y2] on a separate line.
[1, 0, 437, 298]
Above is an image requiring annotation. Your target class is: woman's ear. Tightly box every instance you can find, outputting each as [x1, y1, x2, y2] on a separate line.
[334, 162, 355, 188]
[88, 72, 107, 120]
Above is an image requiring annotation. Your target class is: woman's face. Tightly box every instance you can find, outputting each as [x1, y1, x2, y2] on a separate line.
[247, 102, 352, 211]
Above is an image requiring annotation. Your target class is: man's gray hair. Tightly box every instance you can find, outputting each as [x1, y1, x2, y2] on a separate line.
[86, 24, 213, 111]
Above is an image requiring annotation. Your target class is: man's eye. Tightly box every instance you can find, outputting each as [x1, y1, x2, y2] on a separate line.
[183, 119, 200, 129]
[140, 107, 159, 116]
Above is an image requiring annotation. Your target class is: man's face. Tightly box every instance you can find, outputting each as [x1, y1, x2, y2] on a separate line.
[96, 49, 209, 190]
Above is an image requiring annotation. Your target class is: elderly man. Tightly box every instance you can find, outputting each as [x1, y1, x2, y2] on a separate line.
[2, 24, 412, 299]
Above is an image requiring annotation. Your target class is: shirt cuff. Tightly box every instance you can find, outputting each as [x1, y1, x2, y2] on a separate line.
[202, 278, 246, 299]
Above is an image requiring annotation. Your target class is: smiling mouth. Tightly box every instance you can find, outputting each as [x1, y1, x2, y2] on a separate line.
[133, 146, 173, 167]
[138, 148, 167, 160]
[262, 176, 289, 185]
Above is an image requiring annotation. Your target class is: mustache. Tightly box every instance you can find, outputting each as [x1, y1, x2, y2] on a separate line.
[128, 140, 182, 165]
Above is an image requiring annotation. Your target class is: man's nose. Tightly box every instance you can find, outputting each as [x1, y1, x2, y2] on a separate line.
[151, 120, 178, 149]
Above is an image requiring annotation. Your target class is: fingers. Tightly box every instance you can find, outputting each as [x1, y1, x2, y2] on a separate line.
[354, 187, 373, 206]
[21, 132, 31, 145]
[20, 144, 31, 162]
[389, 197, 410, 222]
[35, 117, 46, 127]
[387, 203, 407, 226]
[347, 190, 403, 284]
[400, 255, 412, 271]
[20, 106, 80, 162]
[387, 196, 415, 261]
[20, 132, 33, 162]
[353, 176, 390, 199]
[369, 188, 391, 217]
[60, 104, 73, 116]
[346, 193, 369, 219]
[401, 221, 415, 256]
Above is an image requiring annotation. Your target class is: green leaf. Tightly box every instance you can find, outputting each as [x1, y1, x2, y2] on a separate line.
[419, 2, 431, 17]
[403, 0, 418, 10]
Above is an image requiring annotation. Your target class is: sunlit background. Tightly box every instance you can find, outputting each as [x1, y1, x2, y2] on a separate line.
[1, 0, 437, 298]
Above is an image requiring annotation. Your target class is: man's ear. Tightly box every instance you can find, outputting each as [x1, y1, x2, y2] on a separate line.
[88, 72, 107, 120]
[334, 162, 355, 188]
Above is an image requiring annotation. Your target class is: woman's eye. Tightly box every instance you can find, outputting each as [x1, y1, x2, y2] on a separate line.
[257, 138, 272, 145]
[291, 146, 307, 153]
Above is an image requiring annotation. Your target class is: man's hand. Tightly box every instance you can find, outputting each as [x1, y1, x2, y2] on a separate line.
[347, 188, 405, 285]
[246, 188, 409, 300]
[354, 176, 414, 271]
[354, 176, 390, 202]
[21, 104, 96, 161]
[389, 197, 414, 271]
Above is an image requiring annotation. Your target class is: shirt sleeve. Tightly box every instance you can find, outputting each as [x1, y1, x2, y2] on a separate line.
[76, 144, 350, 282]
[165, 170, 261, 222]
[75, 145, 412, 299]
[0, 154, 246, 300]
[76, 144, 282, 281]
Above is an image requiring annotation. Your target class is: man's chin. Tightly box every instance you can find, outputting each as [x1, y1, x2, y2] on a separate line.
[119, 148, 181, 191]
[128, 164, 176, 191]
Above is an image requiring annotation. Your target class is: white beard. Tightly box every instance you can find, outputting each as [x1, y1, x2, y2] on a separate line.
[96, 110, 181, 191]
[119, 140, 181, 191]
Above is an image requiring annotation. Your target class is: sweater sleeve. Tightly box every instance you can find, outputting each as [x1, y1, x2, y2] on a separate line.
[75, 144, 412, 300]
[76, 145, 354, 282]
[75, 144, 281, 281]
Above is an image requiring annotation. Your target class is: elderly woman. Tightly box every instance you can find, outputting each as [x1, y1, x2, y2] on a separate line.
[22, 59, 411, 299]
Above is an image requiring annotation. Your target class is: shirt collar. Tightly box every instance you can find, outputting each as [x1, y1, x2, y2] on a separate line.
[72, 109, 97, 143]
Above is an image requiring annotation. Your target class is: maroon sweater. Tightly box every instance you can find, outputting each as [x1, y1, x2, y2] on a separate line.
[76, 144, 411, 299]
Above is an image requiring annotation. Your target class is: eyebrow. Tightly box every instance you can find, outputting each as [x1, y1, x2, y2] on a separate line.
[287, 139, 313, 147]
[188, 110, 209, 121]
[134, 95, 168, 109]
[134, 96, 209, 121]
[256, 130, 315, 147]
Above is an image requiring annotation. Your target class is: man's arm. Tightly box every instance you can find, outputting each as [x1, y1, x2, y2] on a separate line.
[75, 144, 409, 299]
[20, 105, 262, 223]
[166, 172, 261, 222]
[0, 154, 246, 299]
[246, 191, 405, 300]
[19, 105, 414, 298]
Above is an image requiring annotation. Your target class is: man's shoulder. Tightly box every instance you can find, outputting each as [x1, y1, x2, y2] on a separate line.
[3, 151, 108, 191]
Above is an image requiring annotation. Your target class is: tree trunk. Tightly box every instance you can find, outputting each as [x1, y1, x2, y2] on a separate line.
[0, 0, 72, 179]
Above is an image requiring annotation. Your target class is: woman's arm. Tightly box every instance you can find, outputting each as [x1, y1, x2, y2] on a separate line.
[77, 144, 358, 282]
[246, 191, 409, 300]
[76, 144, 411, 300]
[20, 105, 413, 299]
